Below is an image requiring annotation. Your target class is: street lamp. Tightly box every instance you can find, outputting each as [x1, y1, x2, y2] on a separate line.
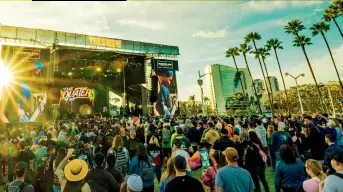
[198, 70, 211, 116]
[285, 72, 305, 114]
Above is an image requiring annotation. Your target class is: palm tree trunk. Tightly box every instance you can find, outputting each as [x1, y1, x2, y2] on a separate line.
[300, 44, 328, 112]
[274, 48, 289, 112]
[321, 32, 343, 91]
[252, 41, 274, 115]
[243, 52, 262, 114]
[232, 56, 248, 111]
[262, 58, 275, 112]
[333, 18, 343, 38]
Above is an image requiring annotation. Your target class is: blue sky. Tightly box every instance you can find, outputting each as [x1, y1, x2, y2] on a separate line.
[0, 1, 342, 101]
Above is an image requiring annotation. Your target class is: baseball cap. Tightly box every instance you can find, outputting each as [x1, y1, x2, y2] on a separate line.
[331, 150, 343, 163]
[220, 128, 229, 135]
[233, 127, 240, 134]
[127, 175, 143, 192]
[278, 122, 285, 128]
[223, 147, 239, 162]
[173, 155, 187, 171]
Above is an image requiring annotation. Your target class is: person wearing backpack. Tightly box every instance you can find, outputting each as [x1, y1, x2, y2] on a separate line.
[108, 136, 130, 176]
[148, 135, 162, 182]
[35, 145, 56, 192]
[320, 150, 343, 192]
[129, 143, 155, 192]
[5, 161, 34, 192]
[189, 139, 213, 173]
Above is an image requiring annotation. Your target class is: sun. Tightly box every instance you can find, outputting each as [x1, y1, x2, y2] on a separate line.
[0, 60, 13, 87]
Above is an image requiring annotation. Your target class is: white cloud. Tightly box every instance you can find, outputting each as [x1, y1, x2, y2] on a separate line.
[116, 19, 164, 30]
[245, 1, 288, 12]
[192, 29, 226, 38]
[291, 1, 325, 7]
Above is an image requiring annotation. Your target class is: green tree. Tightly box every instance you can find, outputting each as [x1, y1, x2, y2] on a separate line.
[225, 47, 248, 109]
[285, 20, 327, 112]
[323, 5, 343, 38]
[266, 38, 289, 106]
[311, 21, 343, 91]
[239, 43, 262, 114]
[245, 32, 274, 115]
[333, 0, 343, 18]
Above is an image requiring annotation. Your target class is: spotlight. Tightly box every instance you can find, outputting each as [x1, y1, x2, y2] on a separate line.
[68, 72, 73, 76]
[96, 67, 101, 72]
[116, 68, 121, 73]
[0, 60, 13, 86]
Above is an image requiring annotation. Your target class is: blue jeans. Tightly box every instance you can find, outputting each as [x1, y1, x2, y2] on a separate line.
[250, 165, 270, 192]
[155, 166, 162, 183]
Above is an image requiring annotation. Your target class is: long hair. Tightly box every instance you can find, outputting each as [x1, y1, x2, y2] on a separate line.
[213, 150, 226, 168]
[160, 158, 176, 182]
[280, 144, 296, 164]
[249, 131, 263, 149]
[267, 125, 274, 139]
[54, 147, 66, 169]
[63, 180, 85, 192]
[136, 143, 148, 162]
[305, 159, 327, 181]
[112, 135, 123, 149]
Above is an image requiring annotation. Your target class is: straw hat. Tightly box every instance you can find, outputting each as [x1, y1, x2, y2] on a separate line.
[64, 159, 89, 182]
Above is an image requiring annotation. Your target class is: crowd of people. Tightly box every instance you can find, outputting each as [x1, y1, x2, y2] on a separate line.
[0, 113, 343, 192]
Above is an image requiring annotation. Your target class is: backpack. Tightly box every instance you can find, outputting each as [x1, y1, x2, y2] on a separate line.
[4, 182, 28, 192]
[334, 173, 343, 180]
[162, 129, 171, 144]
[253, 143, 267, 163]
[36, 154, 53, 182]
[199, 149, 211, 170]
[113, 148, 129, 176]
[139, 160, 155, 181]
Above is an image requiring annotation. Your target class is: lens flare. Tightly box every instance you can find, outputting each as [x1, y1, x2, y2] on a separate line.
[0, 60, 13, 86]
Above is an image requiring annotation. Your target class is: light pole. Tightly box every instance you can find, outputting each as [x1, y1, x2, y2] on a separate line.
[198, 70, 211, 116]
[285, 72, 305, 114]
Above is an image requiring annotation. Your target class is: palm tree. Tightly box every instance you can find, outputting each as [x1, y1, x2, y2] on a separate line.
[239, 43, 262, 114]
[333, 0, 343, 17]
[189, 95, 195, 102]
[311, 21, 343, 91]
[285, 20, 327, 112]
[225, 47, 248, 109]
[252, 47, 275, 112]
[323, 5, 343, 38]
[266, 38, 289, 106]
[245, 32, 274, 115]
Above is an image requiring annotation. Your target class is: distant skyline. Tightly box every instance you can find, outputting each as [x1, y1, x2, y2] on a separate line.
[0, 1, 342, 101]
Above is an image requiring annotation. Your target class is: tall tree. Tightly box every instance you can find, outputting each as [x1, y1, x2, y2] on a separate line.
[333, 0, 343, 18]
[266, 38, 289, 107]
[239, 43, 262, 114]
[225, 47, 248, 109]
[310, 21, 343, 91]
[323, 5, 343, 38]
[285, 20, 327, 112]
[245, 32, 274, 115]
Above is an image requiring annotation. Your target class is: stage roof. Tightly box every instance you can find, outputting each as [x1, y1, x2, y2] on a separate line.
[0, 25, 179, 57]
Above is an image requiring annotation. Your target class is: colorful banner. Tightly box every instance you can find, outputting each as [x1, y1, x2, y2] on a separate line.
[60, 87, 95, 102]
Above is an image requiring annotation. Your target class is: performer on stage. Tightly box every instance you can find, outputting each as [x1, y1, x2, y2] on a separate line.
[153, 70, 174, 117]
[0, 61, 43, 123]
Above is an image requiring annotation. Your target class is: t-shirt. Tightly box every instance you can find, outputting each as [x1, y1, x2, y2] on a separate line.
[166, 175, 204, 192]
[271, 131, 292, 152]
[215, 165, 255, 192]
[323, 170, 343, 192]
[6, 181, 34, 192]
[172, 135, 191, 151]
[17, 150, 35, 165]
[254, 125, 267, 148]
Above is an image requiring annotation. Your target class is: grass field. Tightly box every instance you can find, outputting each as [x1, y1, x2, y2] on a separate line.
[0, 167, 275, 192]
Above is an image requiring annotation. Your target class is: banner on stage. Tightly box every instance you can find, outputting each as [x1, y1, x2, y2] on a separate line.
[60, 87, 95, 102]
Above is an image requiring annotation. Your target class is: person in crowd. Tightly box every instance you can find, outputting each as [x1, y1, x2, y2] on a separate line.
[105, 153, 125, 184]
[324, 134, 343, 174]
[213, 129, 235, 152]
[271, 122, 292, 168]
[165, 155, 204, 192]
[119, 127, 130, 149]
[320, 150, 343, 192]
[55, 149, 91, 191]
[204, 122, 220, 146]
[159, 158, 176, 192]
[267, 124, 274, 165]
[248, 122, 256, 132]
[171, 126, 193, 154]
[46, 132, 56, 147]
[16, 140, 35, 184]
[303, 116, 326, 161]
[274, 145, 305, 192]
[215, 147, 255, 192]
[128, 129, 140, 160]
[202, 150, 226, 192]
[189, 139, 213, 173]
[245, 131, 270, 192]
[33, 139, 47, 170]
[198, 121, 206, 140]
[312, 114, 338, 139]
[126, 174, 143, 192]
[129, 143, 154, 192]
[161, 123, 172, 166]
[147, 135, 162, 182]
[36, 145, 56, 192]
[7, 139, 19, 182]
[53, 147, 66, 192]
[86, 152, 120, 192]
[108, 135, 130, 176]
[255, 119, 268, 151]
[5, 161, 34, 192]
[240, 124, 250, 144]
[187, 121, 201, 153]
[297, 159, 326, 192]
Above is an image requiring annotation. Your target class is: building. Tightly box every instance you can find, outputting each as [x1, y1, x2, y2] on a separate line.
[265, 76, 280, 94]
[254, 79, 265, 95]
[207, 64, 253, 114]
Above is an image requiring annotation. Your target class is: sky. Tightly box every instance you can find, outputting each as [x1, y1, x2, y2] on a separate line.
[0, 1, 342, 101]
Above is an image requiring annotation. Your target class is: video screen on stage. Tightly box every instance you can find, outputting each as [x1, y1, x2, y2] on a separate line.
[0, 45, 49, 123]
[151, 59, 180, 117]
